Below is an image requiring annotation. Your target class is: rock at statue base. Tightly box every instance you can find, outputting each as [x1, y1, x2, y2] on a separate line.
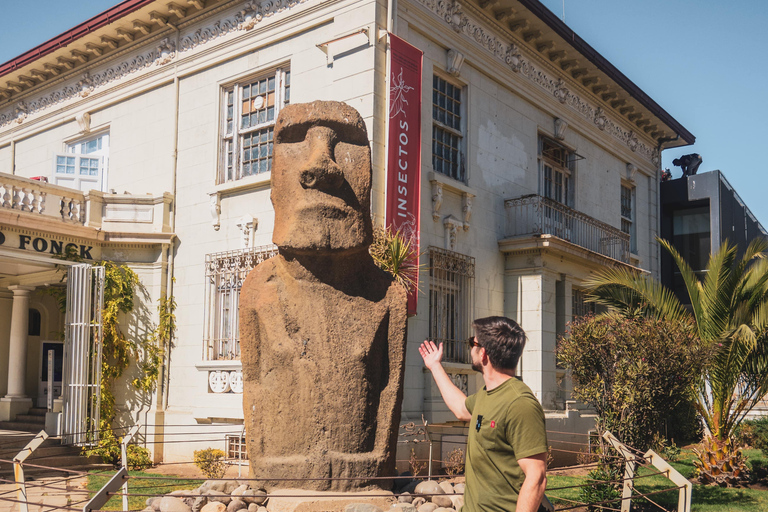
[430, 495, 453, 509]
[201, 502, 226, 512]
[158, 496, 192, 512]
[413, 481, 443, 497]
[241, 100, 408, 492]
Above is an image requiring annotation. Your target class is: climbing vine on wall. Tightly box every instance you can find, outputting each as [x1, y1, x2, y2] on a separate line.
[47, 253, 176, 465]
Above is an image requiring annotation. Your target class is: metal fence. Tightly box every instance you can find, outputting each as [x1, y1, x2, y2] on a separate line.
[504, 194, 630, 263]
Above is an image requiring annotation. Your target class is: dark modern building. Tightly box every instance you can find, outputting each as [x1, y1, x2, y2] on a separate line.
[660, 170, 767, 303]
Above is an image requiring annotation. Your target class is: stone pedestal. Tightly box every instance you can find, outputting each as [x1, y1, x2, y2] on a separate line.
[0, 396, 33, 421]
[266, 489, 393, 512]
[45, 411, 62, 436]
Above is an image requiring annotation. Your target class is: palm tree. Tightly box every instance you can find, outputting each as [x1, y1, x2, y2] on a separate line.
[585, 238, 768, 443]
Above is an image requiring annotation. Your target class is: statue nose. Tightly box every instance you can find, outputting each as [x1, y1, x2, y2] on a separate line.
[299, 126, 344, 190]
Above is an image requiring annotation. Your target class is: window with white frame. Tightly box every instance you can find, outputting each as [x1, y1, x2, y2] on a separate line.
[428, 246, 474, 364]
[432, 75, 465, 182]
[203, 245, 278, 360]
[539, 136, 574, 207]
[54, 132, 109, 192]
[621, 184, 636, 253]
[219, 67, 290, 184]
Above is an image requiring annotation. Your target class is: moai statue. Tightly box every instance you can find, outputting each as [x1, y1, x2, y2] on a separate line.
[239, 101, 408, 491]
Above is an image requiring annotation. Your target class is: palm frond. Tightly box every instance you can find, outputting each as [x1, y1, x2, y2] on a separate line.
[584, 266, 688, 323]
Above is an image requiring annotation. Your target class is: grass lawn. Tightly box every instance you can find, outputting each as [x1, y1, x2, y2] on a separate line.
[546, 448, 768, 512]
[87, 470, 199, 511]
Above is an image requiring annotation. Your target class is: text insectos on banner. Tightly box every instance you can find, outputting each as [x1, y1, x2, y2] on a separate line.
[386, 34, 423, 314]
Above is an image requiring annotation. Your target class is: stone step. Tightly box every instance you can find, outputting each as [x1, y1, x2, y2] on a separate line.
[26, 408, 48, 417]
[13, 414, 47, 424]
[0, 421, 48, 433]
[0, 445, 83, 461]
[0, 462, 113, 478]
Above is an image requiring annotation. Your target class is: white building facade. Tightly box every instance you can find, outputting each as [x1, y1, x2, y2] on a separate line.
[0, 0, 694, 463]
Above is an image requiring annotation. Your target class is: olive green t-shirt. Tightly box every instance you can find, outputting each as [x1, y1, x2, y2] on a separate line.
[462, 377, 548, 512]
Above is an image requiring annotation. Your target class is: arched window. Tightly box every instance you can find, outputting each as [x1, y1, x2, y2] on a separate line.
[29, 308, 41, 336]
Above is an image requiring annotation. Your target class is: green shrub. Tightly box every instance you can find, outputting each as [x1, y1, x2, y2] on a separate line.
[580, 465, 621, 511]
[652, 433, 681, 462]
[84, 431, 153, 470]
[558, 315, 705, 451]
[734, 417, 768, 454]
[194, 448, 227, 479]
[126, 445, 153, 470]
[663, 398, 703, 446]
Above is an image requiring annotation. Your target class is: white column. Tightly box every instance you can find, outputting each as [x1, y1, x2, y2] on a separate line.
[0, 286, 34, 421]
[504, 270, 558, 408]
[5, 285, 34, 397]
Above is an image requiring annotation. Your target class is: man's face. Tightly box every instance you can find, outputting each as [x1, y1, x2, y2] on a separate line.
[271, 101, 373, 252]
[469, 336, 484, 373]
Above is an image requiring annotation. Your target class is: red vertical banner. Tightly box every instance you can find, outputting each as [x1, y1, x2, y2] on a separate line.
[386, 35, 423, 315]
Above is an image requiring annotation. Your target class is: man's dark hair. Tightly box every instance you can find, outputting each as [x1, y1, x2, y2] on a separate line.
[473, 316, 526, 370]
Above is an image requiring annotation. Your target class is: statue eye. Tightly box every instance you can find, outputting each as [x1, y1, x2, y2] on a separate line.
[277, 125, 307, 144]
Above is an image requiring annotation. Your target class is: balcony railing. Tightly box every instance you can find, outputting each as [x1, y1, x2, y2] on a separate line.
[1, 174, 86, 224]
[0, 172, 173, 234]
[504, 194, 630, 263]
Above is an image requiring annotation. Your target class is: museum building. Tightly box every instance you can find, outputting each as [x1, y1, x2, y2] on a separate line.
[0, 0, 694, 462]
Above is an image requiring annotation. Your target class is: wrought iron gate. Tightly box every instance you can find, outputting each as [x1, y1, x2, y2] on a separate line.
[62, 264, 105, 446]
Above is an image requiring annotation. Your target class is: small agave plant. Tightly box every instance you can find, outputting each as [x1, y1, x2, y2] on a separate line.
[369, 226, 421, 294]
[692, 437, 750, 487]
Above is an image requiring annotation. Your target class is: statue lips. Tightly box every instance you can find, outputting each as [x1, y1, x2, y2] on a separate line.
[297, 185, 362, 219]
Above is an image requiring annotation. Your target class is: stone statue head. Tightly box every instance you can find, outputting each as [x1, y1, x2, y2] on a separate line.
[271, 100, 374, 253]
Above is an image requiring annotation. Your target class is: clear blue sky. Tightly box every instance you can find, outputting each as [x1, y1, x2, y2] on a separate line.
[2, 0, 767, 228]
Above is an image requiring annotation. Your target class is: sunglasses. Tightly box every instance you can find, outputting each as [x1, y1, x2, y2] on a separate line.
[467, 337, 481, 349]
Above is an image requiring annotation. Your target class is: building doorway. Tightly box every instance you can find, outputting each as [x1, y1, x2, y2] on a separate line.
[38, 341, 64, 408]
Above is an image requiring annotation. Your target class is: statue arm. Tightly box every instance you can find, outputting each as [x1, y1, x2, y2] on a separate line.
[373, 285, 409, 456]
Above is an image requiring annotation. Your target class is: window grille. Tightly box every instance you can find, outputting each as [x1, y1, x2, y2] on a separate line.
[432, 75, 465, 182]
[226, 434, 248, 460]
[203, 244, 278, 360]
[428, 247, 475, 364]
[220, 68, 290, 184]
[572, 288, 596, 318]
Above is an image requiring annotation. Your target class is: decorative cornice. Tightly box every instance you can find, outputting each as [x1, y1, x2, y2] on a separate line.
[0, 39, 176, 128]
[0, 0, 312, 129]
[414, 0, 659, 164]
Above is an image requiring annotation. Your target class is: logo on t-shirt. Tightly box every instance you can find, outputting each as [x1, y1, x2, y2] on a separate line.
[490, 420, 496, 428]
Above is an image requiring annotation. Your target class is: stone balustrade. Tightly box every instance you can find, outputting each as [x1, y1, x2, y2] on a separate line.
[1, 174, 86, 224]
[1, 172, 174, 235]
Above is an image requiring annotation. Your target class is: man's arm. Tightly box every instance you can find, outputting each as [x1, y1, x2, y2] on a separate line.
[516, 453, 547, 512]
[418, 340, 471, 421]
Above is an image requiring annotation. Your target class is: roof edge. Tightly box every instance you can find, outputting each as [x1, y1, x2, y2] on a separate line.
[0, 0, 155, 79]
[517, 0, 695, 146]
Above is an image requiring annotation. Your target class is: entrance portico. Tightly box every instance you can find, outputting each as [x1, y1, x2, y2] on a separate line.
[1, 173, 174, 438]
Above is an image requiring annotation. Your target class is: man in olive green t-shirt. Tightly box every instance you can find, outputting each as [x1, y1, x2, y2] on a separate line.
[419, 316, 547, 512]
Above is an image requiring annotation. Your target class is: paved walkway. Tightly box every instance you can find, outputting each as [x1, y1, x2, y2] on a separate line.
[0, 474, 89, 512]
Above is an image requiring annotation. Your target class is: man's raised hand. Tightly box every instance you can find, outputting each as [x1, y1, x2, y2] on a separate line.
[419, 340, 444, 371]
